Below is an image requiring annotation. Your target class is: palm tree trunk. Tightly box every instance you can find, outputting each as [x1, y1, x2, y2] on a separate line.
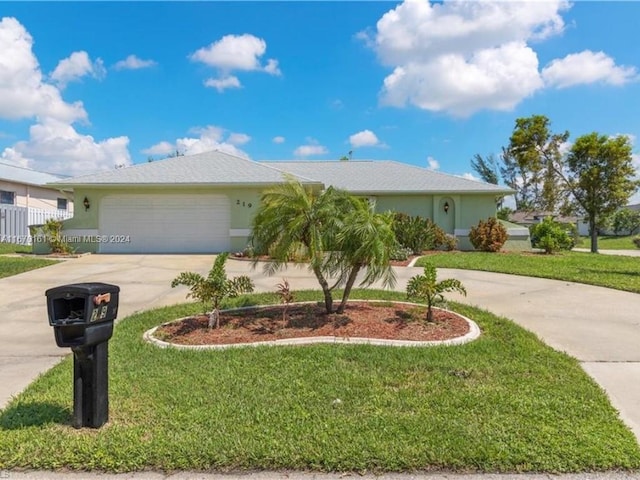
[312, 265, 334, 313]
[336, 265, 361, 314]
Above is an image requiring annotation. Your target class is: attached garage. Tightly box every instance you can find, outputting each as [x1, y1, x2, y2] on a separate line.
[99, 194, 230, 253]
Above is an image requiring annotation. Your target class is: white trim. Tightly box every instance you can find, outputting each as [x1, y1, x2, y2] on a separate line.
[230, 228, 251, 237]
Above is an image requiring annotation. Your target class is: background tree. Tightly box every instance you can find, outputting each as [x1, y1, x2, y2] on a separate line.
[558, 133, 638, 253]
[471, 153, 500, 185]
[609, 208, 640, 236]
[500, 115, 569, 212]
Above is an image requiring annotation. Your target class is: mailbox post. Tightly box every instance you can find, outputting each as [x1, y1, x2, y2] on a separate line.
[45, 283, 120, 429]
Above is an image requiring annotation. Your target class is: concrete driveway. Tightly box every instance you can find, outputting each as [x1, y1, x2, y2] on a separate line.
[1, 254, 640, 444]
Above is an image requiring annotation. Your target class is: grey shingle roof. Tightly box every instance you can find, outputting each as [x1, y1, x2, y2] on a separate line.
[50, 151, 512, 195]
[264, 160, 513, 194]
[0, 162, 67, 186]
[50, 150, 319, 187]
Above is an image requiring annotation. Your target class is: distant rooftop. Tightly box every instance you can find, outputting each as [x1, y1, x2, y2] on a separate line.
[0, 162, 68, 187]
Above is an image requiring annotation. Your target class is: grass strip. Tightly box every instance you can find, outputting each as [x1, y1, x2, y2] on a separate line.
[416, 251, 640, 293]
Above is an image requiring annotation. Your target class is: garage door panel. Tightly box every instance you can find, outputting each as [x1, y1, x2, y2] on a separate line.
[99, 194, 230, 253]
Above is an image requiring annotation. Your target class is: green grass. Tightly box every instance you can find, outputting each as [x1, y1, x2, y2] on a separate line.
[577, 235, 639, 250]
[0, 243, 57, 279]
[0, 242, 32, 254]
[416, 251, 640, 293]
[1, 289, 638, 473]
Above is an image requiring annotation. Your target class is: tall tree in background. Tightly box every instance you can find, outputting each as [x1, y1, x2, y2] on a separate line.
[558, 133, 637, 253]
[471, 153, 499, 185]
[500, 115, 569, 212]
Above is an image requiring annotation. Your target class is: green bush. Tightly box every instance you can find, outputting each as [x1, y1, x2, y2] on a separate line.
[391, 213, 447, 254]
[42, 218, 72, 254]
[469, 217, 508, 252]
[530, 217, 574, 254]
[390, 243, 413, 261]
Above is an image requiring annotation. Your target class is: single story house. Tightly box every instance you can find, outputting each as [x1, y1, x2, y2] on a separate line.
[1, 162, 73, 212]
[1, 162, 73, 244]
[47, 150, 514, 254]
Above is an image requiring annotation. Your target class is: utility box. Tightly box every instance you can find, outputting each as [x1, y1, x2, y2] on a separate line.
[45, 282, 120, 429]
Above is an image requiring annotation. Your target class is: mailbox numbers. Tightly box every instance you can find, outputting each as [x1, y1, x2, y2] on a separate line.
[90, 306, 109, 322]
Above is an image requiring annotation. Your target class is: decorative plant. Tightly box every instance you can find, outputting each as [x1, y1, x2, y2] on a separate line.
[275, 278, 295, 323]
[42, 218, 72, 254]
[171, 252, 254, 328]
[469, 217, 508, 252]
[406, 262, 466, 322]
[391, 213, 448, 254]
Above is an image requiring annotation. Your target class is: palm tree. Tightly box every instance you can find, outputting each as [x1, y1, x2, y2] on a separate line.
[406, 262, 466, 322]
[330, 201, 397, 314]
[251, 177, 397, 314]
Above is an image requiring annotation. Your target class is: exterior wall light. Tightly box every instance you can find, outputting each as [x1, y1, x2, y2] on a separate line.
[83, 197, 91, 211]
[443, 201, 449, 214]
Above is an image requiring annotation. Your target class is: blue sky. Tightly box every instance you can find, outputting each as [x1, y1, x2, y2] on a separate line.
[0, 1, 639, 192]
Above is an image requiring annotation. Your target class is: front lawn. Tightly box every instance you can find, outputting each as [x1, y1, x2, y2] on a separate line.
[1, 290, 638, 473]
[0, 242, 56, 279]
[578, 235, 639, 250]
[417, 251, 640, 293]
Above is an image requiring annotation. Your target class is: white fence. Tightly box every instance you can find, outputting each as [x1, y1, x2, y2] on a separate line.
[0, 205, 72, 245]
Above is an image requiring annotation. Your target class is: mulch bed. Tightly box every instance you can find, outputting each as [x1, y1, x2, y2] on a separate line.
[156, 302, 470, 346]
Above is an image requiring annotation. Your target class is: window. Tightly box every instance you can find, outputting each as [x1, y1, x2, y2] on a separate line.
[57, 198, 68, 210]
[0, 190, 15, 205]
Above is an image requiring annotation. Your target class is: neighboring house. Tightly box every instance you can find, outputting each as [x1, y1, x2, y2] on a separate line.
[0, 162, 74, 244]
[48, 150, 513, 254]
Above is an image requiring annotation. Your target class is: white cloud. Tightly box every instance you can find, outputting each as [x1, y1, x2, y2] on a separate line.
[0, 17, 86, 122]
[50, 51, 106, 88]
[272, 136, 286, 144]
[228, 133, 251, 146]
[349, 129, 382, 148]
[461, 172, 479, 181]
[141, 141, 175, 156]
[1, 118, 130, 175]
[190, 34, 281, 92]
[0, 18, 131, 175]
[426, 156, 440, 170]
[293, 144, 328, 157]
[113, 54, 157, 71]
[204, 75, 241, 92]
[143, 125, 250, 160]
[542, 50, 638, 89]
[366, 0, 571, 116]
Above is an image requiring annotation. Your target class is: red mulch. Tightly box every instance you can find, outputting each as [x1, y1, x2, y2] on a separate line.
[156, 302, 470, 346]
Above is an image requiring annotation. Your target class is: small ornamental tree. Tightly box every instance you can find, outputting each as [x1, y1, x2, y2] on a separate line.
[406, 262, 466, 323]
[530, 217, 573, 254]
[469, 217, 508, 252]
[42, 218, 72, 254]
[171, 252, 254, 328]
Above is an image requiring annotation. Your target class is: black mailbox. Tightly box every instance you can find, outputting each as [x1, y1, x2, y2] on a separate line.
[45, 282, 120, 429]
[46, 282, 119, 348]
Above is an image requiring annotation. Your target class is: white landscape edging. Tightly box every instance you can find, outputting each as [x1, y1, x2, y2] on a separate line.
[143, 301, 481, 351]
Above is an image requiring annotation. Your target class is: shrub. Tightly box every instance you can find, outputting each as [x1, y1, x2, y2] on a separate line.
[441, 234, 458, 251]
[469, 217, 508, 252]
[42, 218, 72, 254]
[633, 236, 640, 249]
[391, 213, 448, 254]
[530, 217, 574, 254]
[390, 243, 413, 261]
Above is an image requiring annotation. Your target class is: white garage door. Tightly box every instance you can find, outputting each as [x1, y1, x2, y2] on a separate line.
[99, 194, 230, 253]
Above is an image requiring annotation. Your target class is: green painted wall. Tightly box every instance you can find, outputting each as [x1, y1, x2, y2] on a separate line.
[59, 187, 503, 254]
